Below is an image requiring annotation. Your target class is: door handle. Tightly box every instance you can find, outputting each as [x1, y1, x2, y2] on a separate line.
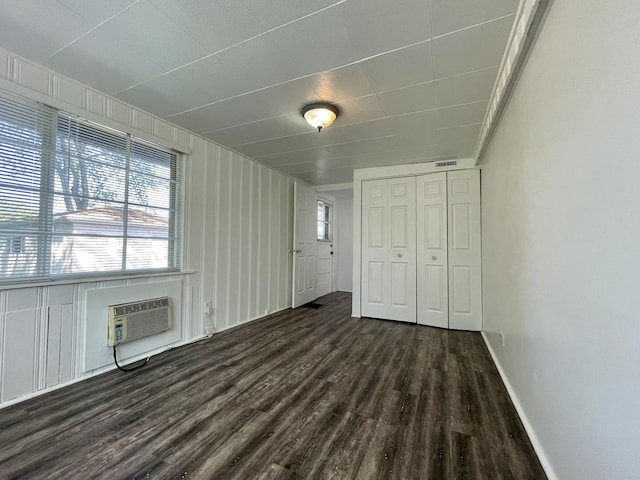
[397, 253, 402, 258]
[296, 249, 302, 253]
[431, 256, 437, 261]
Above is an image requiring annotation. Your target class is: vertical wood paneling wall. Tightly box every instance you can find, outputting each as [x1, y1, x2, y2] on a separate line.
[0, 47, 294, 406]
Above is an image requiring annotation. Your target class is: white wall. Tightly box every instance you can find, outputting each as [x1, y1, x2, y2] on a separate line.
[334, 191, 353, 292]
[480, 1, 640, 479]
[0, 47, 293, 406]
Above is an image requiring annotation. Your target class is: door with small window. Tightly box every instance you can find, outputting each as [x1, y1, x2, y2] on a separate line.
[316, 199, 333, 297]
[292, 183, 318, 308]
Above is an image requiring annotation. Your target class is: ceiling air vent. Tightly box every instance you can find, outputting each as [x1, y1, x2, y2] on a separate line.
[435, 160, 457, 168]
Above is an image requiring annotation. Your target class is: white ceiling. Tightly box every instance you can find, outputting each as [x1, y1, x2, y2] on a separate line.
[0, 0, 518, 185]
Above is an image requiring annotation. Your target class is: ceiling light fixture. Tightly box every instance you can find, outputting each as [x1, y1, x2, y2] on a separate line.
[301, 102, 340, 132]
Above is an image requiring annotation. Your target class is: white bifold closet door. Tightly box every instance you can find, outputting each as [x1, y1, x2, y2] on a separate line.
[416, 172, 449, 328]
[362, 169, 482, 330]
[446, 169, 482, 330]
[361, 177, 416, 323]
[416, 169, 482, 330]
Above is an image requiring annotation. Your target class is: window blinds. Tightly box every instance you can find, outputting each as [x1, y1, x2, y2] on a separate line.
[0, 89, 182, 282]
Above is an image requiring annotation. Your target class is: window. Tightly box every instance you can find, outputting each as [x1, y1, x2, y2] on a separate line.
[0, 90, 183, 282]
[317, 200, 332, 241]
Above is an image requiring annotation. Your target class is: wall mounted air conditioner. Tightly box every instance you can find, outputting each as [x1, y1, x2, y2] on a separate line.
[107, 297, 172, 346]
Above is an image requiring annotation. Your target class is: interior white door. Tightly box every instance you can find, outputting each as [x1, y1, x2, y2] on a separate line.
[361, 177, 416, 323]
[416, 173, 449, 328]
[316, 243, 333, 297]
[292, 183, 318, 308]
[447, 169, 482, 330]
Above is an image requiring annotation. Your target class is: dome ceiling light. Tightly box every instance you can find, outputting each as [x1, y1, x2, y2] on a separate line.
[301, 102, 340, 132]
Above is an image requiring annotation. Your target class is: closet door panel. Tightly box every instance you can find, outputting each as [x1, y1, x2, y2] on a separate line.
[388, 177, 416, 322]
[390, 204, 411, 309]
[425, 265, 445, 311]
[362, 177, 416, 323]
[362, 180, 389, 319]
[368, 207, 384, 248]
[391, 205, 408, 248]
[391, 262, 409, 306]
[452, 204, 471, 250]
[367, 261, 384, 304]
[426, 206, 445, 250]
[447, 169, 482, 331]
[417, 172, 448, 328]
[451, 266, 472, 313]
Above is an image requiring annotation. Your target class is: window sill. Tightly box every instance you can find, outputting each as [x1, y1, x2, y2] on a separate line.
[0, 269, 196, 291]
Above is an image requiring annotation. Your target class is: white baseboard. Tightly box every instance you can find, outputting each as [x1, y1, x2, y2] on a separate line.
[481, 332, 558, 480]
[0, 305, 292, 410]
[0, 335, 206, 410]
[235, 305, 290, 327]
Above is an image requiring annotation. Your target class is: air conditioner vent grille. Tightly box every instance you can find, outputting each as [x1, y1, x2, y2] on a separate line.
[126, 309, 170, 340]
[108, 296, 172, 346]
[435, 160, 458, 167]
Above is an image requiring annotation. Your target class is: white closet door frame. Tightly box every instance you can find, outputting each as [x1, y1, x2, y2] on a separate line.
[416, 172, 449, 328]
[447, 169, 482, 330]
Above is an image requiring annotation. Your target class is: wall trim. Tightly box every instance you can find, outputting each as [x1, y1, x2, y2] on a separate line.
[0, 46, 305, 186]
[0, 77, 191, 155]
[473, 0, 552, 160]
[0, 334, 204, 410]
[481, 331, 558, 480]
[221, 305, 290, 333]
[314, 183, 353, 192]
[0, 304, 290, 410]
[0, 270, 196, 291]
[353, 158, 476, 182]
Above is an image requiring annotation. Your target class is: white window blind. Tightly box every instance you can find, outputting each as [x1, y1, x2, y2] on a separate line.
[0, 90, 183, 282]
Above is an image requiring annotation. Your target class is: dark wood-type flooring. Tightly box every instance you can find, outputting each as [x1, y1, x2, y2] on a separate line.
[0, 292, 546, 479]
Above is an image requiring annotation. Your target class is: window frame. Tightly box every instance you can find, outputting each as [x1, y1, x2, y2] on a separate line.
[317, 199, 333, 242]
[0, 90, 184, 285]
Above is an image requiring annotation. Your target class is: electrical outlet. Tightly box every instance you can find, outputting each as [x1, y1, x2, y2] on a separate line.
[204, 300, 215, 336]
[498, 332, 505, 346]
[204, 300, 214, 317]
